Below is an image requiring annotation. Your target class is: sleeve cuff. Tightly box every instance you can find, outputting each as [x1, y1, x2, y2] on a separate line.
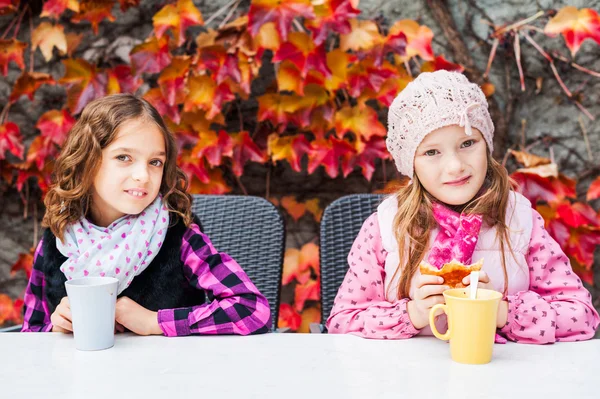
[157, 308, 192, 337]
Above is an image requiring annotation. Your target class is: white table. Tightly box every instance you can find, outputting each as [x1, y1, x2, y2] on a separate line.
[0, 333, 597, 398]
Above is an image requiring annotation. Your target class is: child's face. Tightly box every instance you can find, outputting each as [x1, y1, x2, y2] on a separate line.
[414, 125, 488, 206]
[90, 118, 166, 227]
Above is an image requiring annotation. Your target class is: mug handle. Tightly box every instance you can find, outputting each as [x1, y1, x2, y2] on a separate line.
[429, 304, 451, 341]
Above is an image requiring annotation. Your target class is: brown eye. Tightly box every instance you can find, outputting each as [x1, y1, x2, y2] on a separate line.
[150, 159, 164, 167]
[461, 140, 475, 148]
[425, 149, 439, 156]
[116, 155, 131, 162]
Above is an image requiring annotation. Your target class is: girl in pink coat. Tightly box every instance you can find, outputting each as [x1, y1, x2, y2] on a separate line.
[326, 71, 599, 344]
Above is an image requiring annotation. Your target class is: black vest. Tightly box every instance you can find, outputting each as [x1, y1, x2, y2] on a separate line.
[43, 216, 206, 315]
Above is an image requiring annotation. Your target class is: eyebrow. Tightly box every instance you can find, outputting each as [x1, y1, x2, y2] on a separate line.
[110, 147, 166, 157]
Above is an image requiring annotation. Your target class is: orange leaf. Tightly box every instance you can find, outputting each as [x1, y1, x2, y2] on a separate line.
[179, 109, 225, 136]
[9, 72, 55, 102]
[0, 122, 24, 160]
[389, 20, 434, 61]
[143, 87, 180, 124]
[272, 31, 331, 78]
[0, 294, 15, 325]
[153, 0, 204, 47]
[27, 136, 58, 170]
[62, 32, 84, 57]
[339, 19, 382, 52]
[544, 7, 600, 56]
[294, 279, 319, 312]
[36, 109, 76, 146]
[0, 0, 19, 15]
[117, 0, 139, 12]
[267, 133, 311, 172]
[31, 21, 67, 62]
[421, 54, 464, 73]
[184, 74, 235, 119]
[305, 199, 323, 222]
[571, 260, 594, 286]
[365, 70, 413, 107]
[191, 129, 233, 167]
[481, 82, 495, 97]
[278, 303, 302, 331]
[106, 65, 142, 94]
[346, 57, 396, 97]
[308, 137, 356, 178]
[349, 136, 390, 181]
[59, 58, 107, 114]
[281, 196, 307, 222]
[11, 250, 34, 279]
[282, 247, 310, 285]
[257, 93, 302, 127]
[299, 242, 319, 277]
[248, 0, 314, 42]
[158, 56, 191, 106]
[291, 85, 333, 128]
[130, 35, 172, 76]
[334, 105, 386, 141]
[510, 149, 552, 168]
[0, 39, 27, 76]
[324, 48, 353, 92]
[41, 0, 80, 19]
[253, 21, 281, 56]
[72, 0, 116, 35]
[306, 0, 361, 45]
[188, 168, 231, 195]
[276, 60, 304, 93]
[298, 306, 321, 333]
[230, 131, 266, 176]
[587, 176, 600, 201]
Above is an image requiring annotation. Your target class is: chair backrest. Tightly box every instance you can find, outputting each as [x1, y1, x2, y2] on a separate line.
[319, 194, 385, 323]
[191, 195, 285, 330]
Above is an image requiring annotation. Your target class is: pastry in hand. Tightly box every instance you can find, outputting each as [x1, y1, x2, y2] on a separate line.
[419, 259, 484, 288]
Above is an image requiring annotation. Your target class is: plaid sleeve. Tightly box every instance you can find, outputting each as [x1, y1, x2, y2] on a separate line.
[157, 223, 272, 337]
[21, 240, 53, 332]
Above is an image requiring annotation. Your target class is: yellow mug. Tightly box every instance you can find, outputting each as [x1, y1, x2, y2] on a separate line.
[429, 288, 502, 365]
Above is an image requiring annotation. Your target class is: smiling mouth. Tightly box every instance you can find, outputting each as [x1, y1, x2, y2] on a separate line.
[445, 176, 471, 186]
[124, 189, 148, 198]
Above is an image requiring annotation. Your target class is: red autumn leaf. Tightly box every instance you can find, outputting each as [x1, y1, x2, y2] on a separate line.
[272, 31, 331, 78]
[248, 0, 314, 42]
[41, 0, 80, 20]
[0, 39, 27, 76]
[294, 278, 320, 312]
[195, 46, 242, 86]
[0, 0, 19, 15]
[63, 32, 84, 57]
[276, 60, 304, 93]
[130, 35, 172, 76]
[298, 306, 321, 333]
[587, 176, 600, 201]
[143, 87, 180, 124]
[278, 303, 302, 331]
[363, 70, 413, 107]
[556, 201, 600, 228]
[0, 122, 24, 160]
[308, 137, 356, 178]
[230, 131, 266, 176]
[571, 260, 594, 286]
[36, 109, 76, 146]
[334, 105, 386, 141]
[11, 250, 34, 279]
[11, 161, 53, 193]
[544, 6, 600, 56]
[389, 19, 434, 61]
[291, 85, 332, 128]
[106, 65, 142, 94]
[305, 106, 334, 139]
[567, 226, 600, 268]
[282, 242, 319, 285]
[267, 133, 311, 172]
[191, 129, 233, 167]
[59, 58, 107, 114]
[117, 0, 139, 12]
[27, 136, 59, 170]
[71, 0, 116, 35]
[188, 167, 231, 195]
[184, 74, 235, 120]
[158, 56, 191, 106]
[9, 72, 55, 102]
[421, 54, 464, 73]
[346, 58, 396, 97]
[349, 136, 390, 181]
[0, 294, 15, 325]
[339, 19, 383, 52]
[153, 0, 204, 47]
[306, 0, 361, 45]
[511, 171, 576, 205]
[179, 148, 210, 183]
[257, 93, 302, 127]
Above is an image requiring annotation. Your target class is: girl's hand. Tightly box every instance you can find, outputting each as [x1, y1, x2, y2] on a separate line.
[461, 271, 509, 328]
[407, 275, 449, 330]
[461, 271, 495, 290]
[51, 297, 73, 333]
[115, 297, 162, 336]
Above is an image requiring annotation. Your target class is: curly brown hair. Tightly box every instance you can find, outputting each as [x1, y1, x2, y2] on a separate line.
[43, 94, 192, 242]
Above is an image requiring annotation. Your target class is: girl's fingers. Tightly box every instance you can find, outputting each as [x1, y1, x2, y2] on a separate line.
[415, 275, 445, 289]
[422, 294, 446, 310]
[416, 284, 449, 300]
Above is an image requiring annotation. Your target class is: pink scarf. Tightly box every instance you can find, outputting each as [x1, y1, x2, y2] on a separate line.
[427, 202, 483, 269]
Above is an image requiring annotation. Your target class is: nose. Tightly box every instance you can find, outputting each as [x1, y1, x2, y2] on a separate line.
[132, 163, 150, 183]
[445, 152, 465, 176]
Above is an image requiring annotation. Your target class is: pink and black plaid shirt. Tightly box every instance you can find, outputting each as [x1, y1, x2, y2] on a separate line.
[21, 223, 272, 336]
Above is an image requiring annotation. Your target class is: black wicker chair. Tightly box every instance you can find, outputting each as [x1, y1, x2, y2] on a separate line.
[314, 194, 385, 332]
[1, 194, 285, 332]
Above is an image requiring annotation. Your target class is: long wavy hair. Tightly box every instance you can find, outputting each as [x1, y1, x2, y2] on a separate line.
[43, 94, 192, 241]
[387, 154, 519, 300]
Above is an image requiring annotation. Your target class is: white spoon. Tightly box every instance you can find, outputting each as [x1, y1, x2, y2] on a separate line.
[469, 271, 480, 299]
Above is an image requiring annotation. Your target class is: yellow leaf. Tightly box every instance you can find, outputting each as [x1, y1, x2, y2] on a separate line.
[31, 22, 67, 62]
